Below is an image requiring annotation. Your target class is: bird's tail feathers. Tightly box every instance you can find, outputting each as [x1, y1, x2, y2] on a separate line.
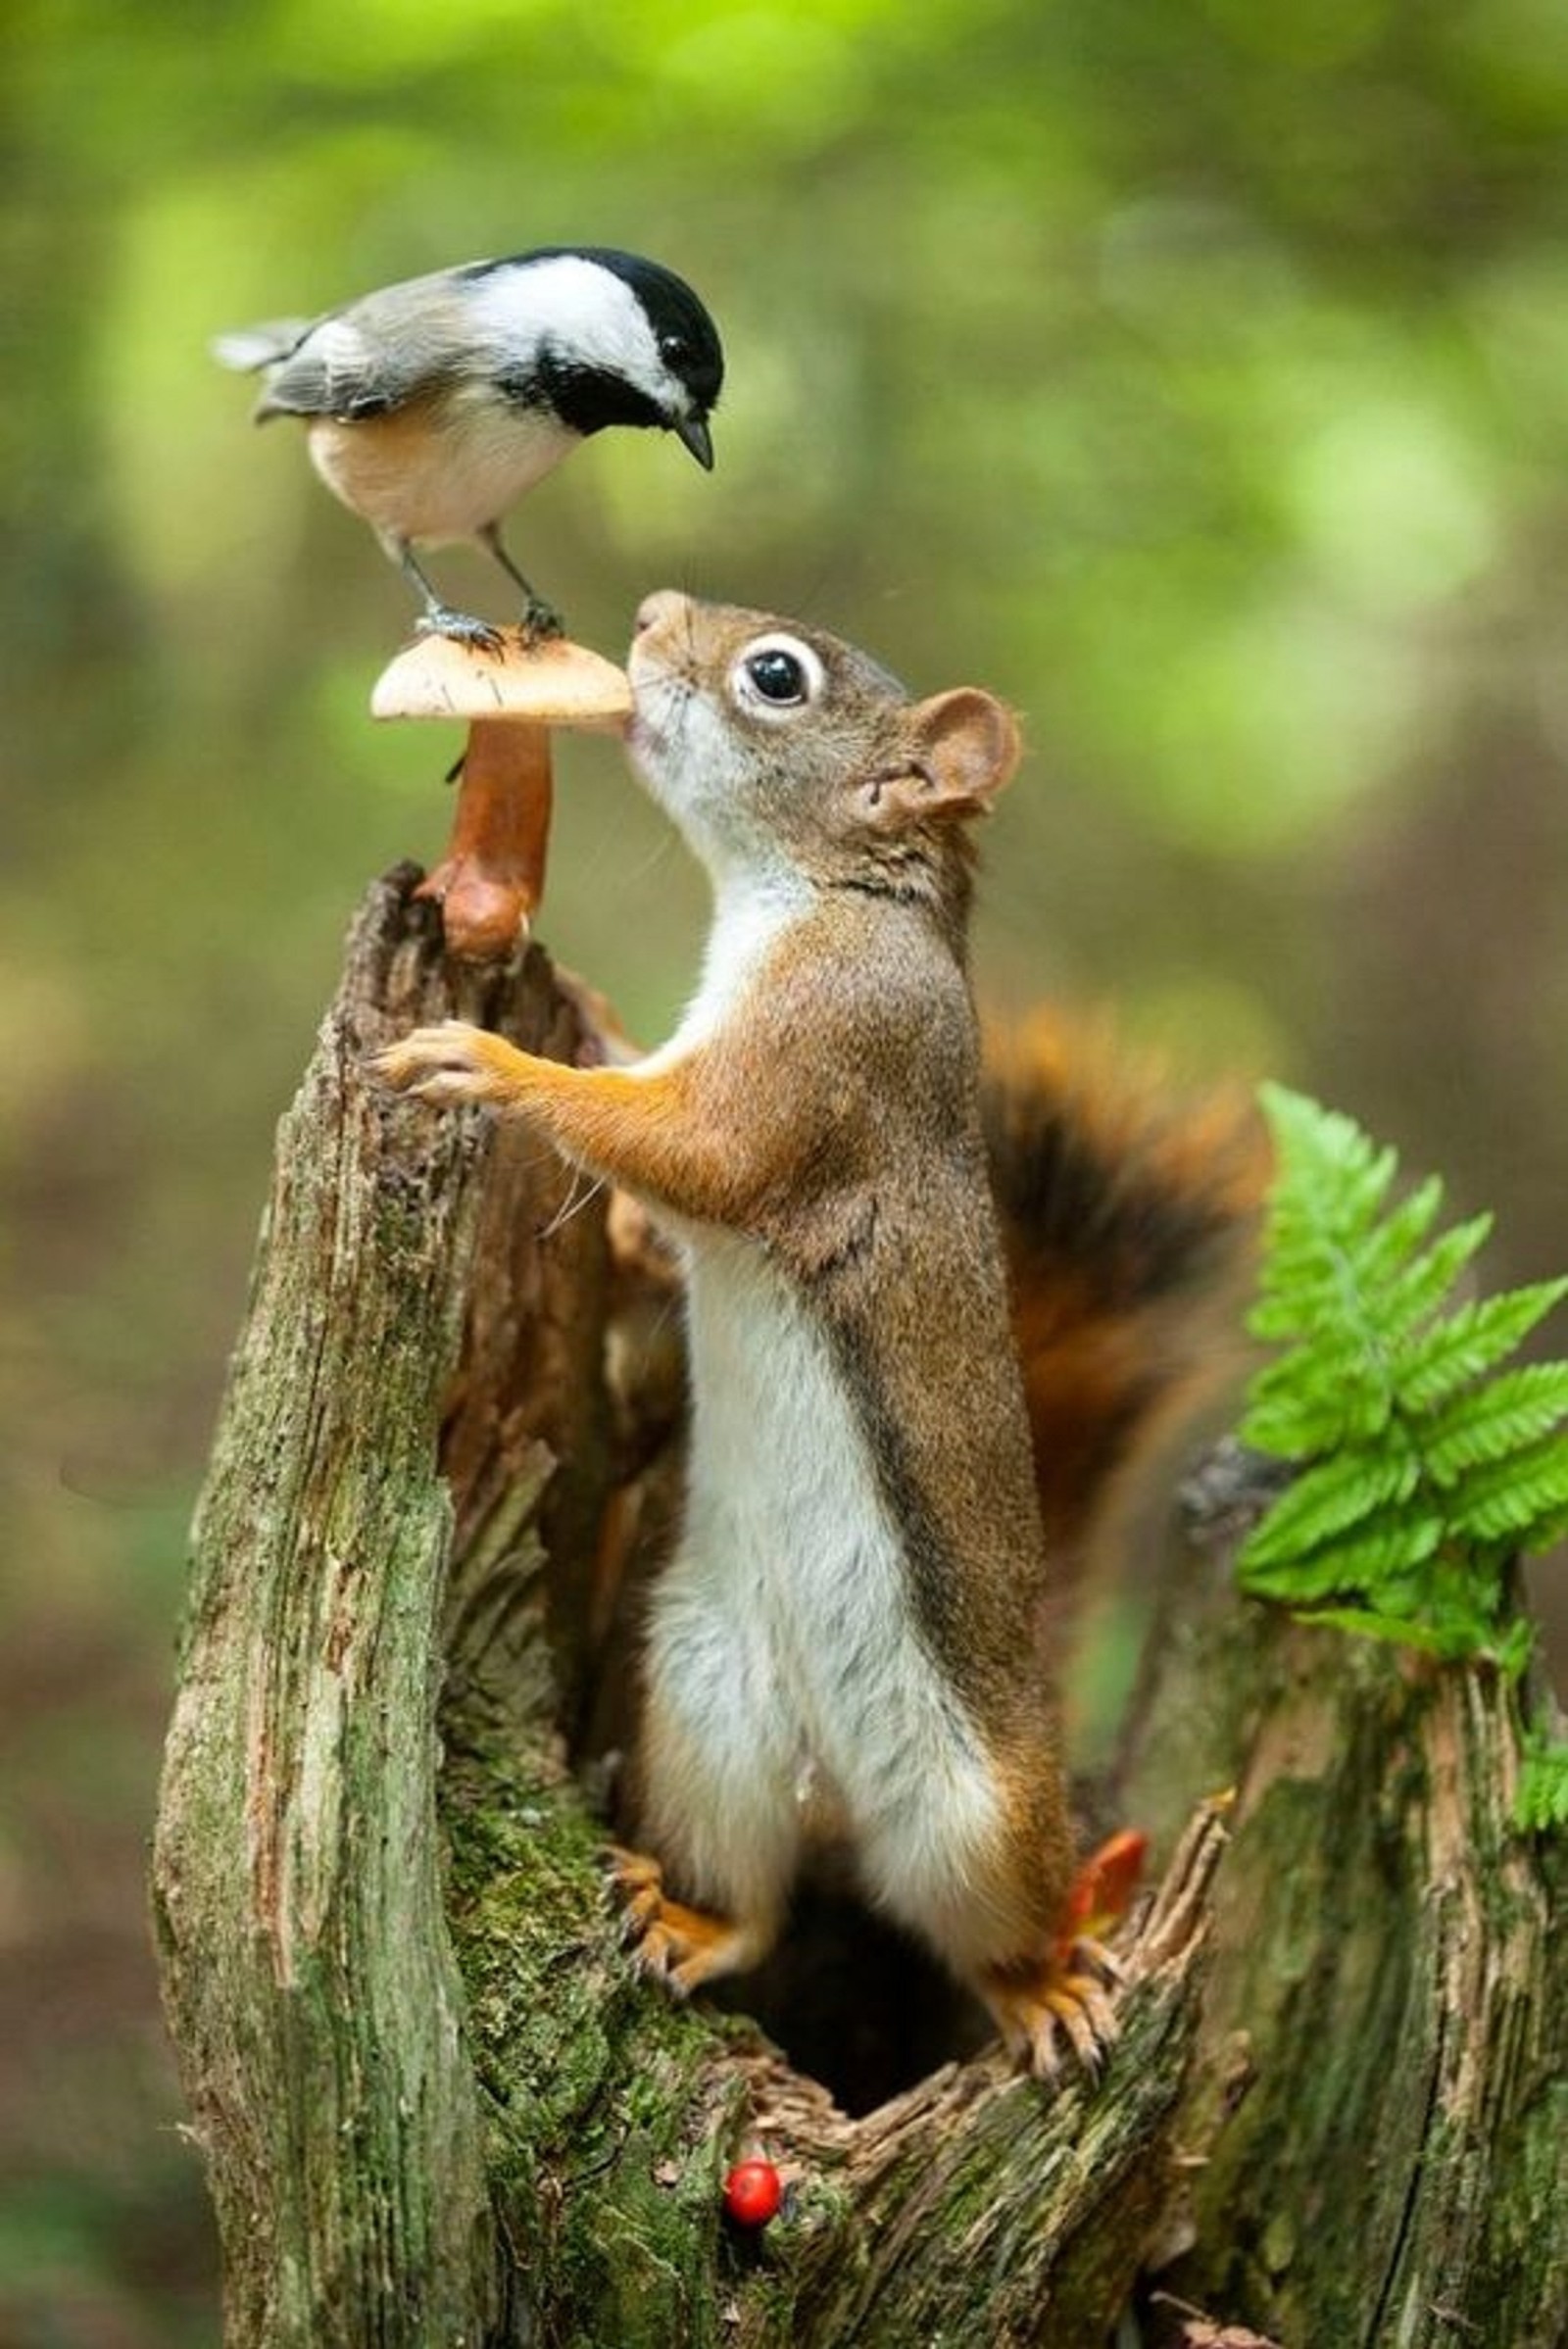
[211, 320, 313, 374]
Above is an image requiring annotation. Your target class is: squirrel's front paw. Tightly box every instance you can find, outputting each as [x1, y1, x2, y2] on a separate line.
[371, 1019, 506, 1107]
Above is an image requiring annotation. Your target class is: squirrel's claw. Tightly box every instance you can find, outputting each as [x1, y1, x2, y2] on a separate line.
[370, 1019, 531, 1109]
[605, 1844, 773, 1995]
[979, 1829, 1147, 2085]
[980, 1949, 1121, 2083]
[371, 1019, 488, 1101]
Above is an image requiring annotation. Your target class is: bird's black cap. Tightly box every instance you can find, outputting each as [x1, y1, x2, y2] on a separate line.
[462, 244, 724, 416]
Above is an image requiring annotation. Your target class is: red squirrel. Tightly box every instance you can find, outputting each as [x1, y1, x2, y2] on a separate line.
[375, 589, 1261, 2075]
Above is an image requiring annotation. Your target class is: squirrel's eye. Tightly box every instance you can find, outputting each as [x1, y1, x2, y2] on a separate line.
[746, 650, 808, 704]
[731, 631, 826, 719]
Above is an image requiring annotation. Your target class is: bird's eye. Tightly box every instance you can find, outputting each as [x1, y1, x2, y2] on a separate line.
[730, 633, 826, 719]
[659, 332, 689, 364]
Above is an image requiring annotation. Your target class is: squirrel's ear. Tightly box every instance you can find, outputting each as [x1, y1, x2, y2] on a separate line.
[864, 689, 1022, 824]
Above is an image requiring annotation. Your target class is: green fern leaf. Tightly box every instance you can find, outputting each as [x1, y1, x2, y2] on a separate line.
[1240, 1502, 1443, 1602]
[1446, 1437, 1568, 1545]
[1372, 1213, 1493, 1342]
[1425, 1364, 1568, 1485]
[1254, 1085, 1397, 1243]
[1241, 1389, 1360, 1458]
[1294, 1604, 1480, 1657]
[1237, 1089, 1568, 1667]
[1351, 1173, 1445, 1293]
[1514, 1736, 1568, 1834]
[1242, 1351, 1392, 1452]
[1396, 1279, 1568, 1414]
[1239, 1447, 1419, 1570]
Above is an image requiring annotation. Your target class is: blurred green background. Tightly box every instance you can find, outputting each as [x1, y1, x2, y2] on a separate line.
[5, 0, 1568, 2336]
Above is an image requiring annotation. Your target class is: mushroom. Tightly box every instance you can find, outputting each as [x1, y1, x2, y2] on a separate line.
[371, 627, 632, 961]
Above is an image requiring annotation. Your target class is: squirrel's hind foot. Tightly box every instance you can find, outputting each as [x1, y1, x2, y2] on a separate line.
[977, 1827, 1148, 2083]
[606, 1845, 774, 1995]
[978, 1947, 1122, 2082]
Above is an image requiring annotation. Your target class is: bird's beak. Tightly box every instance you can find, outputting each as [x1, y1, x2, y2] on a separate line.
[674, 413, 714, 470]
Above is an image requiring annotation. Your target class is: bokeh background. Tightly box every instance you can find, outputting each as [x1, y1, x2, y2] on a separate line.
[5, 0, 1568, 2336]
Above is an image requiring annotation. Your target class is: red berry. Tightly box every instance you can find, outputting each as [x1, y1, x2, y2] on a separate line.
[723, 2157, 782, 2227]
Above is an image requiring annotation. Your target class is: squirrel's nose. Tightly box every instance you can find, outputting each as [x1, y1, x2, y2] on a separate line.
[634, 589, 689, 637]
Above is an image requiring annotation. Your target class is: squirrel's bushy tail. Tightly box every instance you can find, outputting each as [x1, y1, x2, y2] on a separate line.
[983, 1013, 1269, 1584]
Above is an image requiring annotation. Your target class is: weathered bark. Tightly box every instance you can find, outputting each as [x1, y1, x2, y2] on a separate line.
[153, 870, 1567, 2348]
[1120, 1453, 1568, 2346]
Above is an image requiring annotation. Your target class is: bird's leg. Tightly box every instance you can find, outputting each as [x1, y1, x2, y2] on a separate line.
[478, 523, 564, 642]
[382, 533, 505, 655]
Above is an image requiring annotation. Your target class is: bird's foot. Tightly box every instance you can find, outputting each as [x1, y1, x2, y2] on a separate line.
[415, 605, 508, 656]
[517, 593, 564, 645]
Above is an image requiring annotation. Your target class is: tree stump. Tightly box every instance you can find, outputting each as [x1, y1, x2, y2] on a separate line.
[152, 870, 1568, 2348]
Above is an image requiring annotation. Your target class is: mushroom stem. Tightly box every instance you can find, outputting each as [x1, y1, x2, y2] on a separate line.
[414, 719, 553, 962]
[370, 626, 631, 964]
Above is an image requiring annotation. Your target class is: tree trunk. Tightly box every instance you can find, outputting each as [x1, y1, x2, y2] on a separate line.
[152, 869, 1568, 2348]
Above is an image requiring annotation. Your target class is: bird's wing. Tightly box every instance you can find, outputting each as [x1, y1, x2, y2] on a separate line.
[248, 316, 420, 421]
[216, 271, 466, 420]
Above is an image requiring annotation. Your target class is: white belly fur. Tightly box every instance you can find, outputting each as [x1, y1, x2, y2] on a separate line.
[642, 1227, 1005, 1934]
[306, 388, 577, 543]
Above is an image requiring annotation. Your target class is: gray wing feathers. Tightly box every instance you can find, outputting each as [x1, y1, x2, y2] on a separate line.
[214, 310, 418, 422]
[216, 274, 468, 421]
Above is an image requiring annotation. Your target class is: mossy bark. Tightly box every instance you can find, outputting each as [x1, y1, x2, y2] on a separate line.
[153, 872, 1567, 2348]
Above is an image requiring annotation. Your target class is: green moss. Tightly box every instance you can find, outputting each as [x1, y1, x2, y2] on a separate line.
[439, 1731, 792, 2346]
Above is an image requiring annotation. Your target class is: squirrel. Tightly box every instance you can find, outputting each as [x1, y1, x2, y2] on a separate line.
[375, 588, 1263, 2077]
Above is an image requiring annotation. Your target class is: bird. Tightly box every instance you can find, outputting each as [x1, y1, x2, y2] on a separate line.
[214, 244, 723, 648]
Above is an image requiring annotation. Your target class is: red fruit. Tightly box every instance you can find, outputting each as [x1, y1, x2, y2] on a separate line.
[723, 2157, 782, 2227]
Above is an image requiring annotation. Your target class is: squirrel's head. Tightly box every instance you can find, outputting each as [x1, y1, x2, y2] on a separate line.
[625, 590, 1021, 903]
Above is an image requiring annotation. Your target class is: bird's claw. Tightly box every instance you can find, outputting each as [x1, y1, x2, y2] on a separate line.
[416, 605, 508, 656]
[518, 594, 564, 644]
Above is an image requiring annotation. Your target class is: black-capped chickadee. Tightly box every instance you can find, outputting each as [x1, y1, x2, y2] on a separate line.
[215, 245, 723, 647]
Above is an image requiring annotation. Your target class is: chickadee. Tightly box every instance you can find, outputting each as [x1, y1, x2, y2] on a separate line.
[215, 244, 723, 647]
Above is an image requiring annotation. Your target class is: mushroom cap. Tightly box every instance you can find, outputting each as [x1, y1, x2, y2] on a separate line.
[371, 631, 632, 731]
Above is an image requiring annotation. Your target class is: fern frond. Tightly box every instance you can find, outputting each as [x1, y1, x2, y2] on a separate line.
[1239, 1502, 1443, 1602]
[1237, 1088, 1568, 1698]
[1241, 1388, 1365, 1458]
[1373, 1213, 1493, 1344]
[1239, 1447, 1419, 1571]
[1294, 1603, 1475, 1656]
[1351, 1173, 1445, 1294]
[1425, 1363, 1568, 1484]
[1446, 1438, 1568, 1546]
[1515, 1734, 1568, 1834]
[1396, 1279, 1568, 1414]
[1242, 1349, 1392, 1453]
